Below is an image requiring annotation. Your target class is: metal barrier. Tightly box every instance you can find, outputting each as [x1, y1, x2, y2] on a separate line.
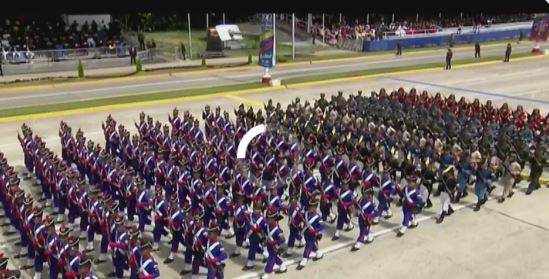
[4, 46, 130, 64]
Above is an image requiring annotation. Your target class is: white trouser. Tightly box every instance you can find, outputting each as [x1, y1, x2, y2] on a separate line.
[440, 192, 451, 212]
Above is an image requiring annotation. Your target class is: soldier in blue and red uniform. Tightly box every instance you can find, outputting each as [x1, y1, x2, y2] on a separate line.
[373, 168, 396, 224]
[262, 206, 287, 279]
[282, 194, 304, 258]
[296, 194, 324, 270]
[214, 181, 234, 238]
[55, 224, 73, 278]
[397, 173, 425, 237]
[191, 208, 208, 277]
[179, 202, 194, 275]
[152, 185, 168, 251]
[205, 220, 228, 279]
[109, 215, 128, 279]
[32, 214, 50, 279]
[127, 226, 141, 279]
[15, 193, 33, 260]
[63, 236, 82, 279]
[351, 185, 376, 252]
[231, 191, 249, 258]
[44, 217, 63, 279]
[78, 255, 98, 279]
[136, 178, 152, 232]
[319, 181, 337, 224]
[242, 200, 267, 271]
[163, 194, 184, 264]
[332, 173, 355, 241]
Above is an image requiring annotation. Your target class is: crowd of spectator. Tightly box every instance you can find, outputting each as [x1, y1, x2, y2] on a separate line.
[0, 16, 123, 51]
[302, 13, 534, 45]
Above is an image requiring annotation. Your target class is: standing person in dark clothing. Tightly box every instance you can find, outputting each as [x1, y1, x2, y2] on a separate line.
[0, 54, 3, 76]
[504, 43, 512, 62]
[445, 48, 453, 70]
[138, 31, 145, 51]
[130, 47, 137, 65]
[396, 41, 403, 56]
[475, 41, 481, 58]
[180, 42, 186, 60]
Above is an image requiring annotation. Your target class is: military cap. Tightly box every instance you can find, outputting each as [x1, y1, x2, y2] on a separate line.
[207, 220, 221, 233]
[140, 238, 153, 250]
[44, 215, 55, 227]
[33, 205, 44, 216]
[79, 255, 93, 267]
[69, 235, 79, 247]
[23, 194, 34, 206]
[114, 215, 124, 226]
[59, 224, 73, 237]
[194, 208, 205, 221]
[129, 225, 140, 239]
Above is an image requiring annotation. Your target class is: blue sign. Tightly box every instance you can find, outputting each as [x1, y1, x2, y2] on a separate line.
[258, 31, 274, 68]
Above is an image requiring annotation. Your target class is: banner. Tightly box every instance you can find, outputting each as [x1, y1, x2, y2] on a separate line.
[258, 14, 275, 68]
[258, 31, 274, 68]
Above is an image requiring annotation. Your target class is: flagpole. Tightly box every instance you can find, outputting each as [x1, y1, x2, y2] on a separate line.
[188, 13, 193, 60]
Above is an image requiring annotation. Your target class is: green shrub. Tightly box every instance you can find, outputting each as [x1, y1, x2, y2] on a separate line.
[136, 58, 143, 73]
[276, 54, 287, 63]
[77, 60, 84, 78]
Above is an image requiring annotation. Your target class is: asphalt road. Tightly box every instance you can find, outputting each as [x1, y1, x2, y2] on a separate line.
[0, 54, 549, 279]
[0, 41, 543, 110]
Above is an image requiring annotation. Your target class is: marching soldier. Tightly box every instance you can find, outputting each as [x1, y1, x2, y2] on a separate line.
[152, 185, 168, 251]
[242, 200, 267, 271]
[397, 173, 424, 237]
[261, 206, 287, 279]
[296, 195, 324, 270]
[109, 215, 128, 279]
[499, 154, 522, 203]
[351, 185, 375, 251]
[332, 177, 355, 241]
[164, 195, 185, 264]
[282, 194, 304, 258]
[78, 256, 98, 279]
[137, 238, 160, 278]
[373, 169, 396, 224]
[436, 166, 457, 224]
[205, 221, 228, 279]
[191, 208, 208, 277]
[136, 178, 152, 232]
[128, 226, 141, 279]
[63, 236, 82, 279]
[473, 158, 497, 212]
[526, 145, 546, 195]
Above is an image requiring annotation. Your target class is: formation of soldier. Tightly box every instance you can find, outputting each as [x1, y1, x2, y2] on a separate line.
[1, 87, 548, 279]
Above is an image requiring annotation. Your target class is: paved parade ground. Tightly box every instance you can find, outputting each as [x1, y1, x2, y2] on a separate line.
[1, 48, 549, 278]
